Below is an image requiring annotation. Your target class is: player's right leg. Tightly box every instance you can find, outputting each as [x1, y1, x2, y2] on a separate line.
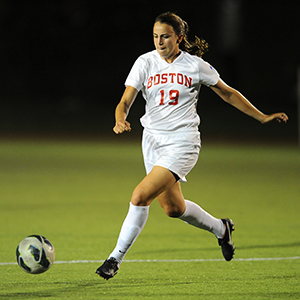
[96, 166, 176, 280]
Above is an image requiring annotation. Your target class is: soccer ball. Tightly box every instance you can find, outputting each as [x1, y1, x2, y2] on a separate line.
[16, 235, 55, 274]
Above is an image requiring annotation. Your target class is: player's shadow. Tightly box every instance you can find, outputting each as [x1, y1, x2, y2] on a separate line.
[237, 241, 300, 250]
[135, 241, 300, 256]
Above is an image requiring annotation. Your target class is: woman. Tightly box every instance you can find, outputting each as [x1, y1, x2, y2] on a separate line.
[96, 12, 288, 280]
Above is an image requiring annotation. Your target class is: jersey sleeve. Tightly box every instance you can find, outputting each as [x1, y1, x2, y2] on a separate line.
[198, 59, 220, 87]
[124, 56, 147, 91]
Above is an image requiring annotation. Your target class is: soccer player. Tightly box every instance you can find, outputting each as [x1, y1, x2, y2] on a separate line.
[96, 12, 288, 280]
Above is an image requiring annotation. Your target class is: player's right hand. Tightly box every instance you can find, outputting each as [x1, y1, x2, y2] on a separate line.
[113, 120, 132, 134]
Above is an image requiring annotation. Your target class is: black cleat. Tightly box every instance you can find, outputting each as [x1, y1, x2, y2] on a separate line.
[96, 257, 119, 280]
[218, 218, 235, 261]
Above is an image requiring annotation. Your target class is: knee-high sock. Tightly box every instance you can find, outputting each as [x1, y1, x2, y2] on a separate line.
[179, 199, 225, 238]
[109, 202, 149, 264]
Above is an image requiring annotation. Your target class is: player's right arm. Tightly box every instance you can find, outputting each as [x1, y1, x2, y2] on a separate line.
[113, 86, 139, 134]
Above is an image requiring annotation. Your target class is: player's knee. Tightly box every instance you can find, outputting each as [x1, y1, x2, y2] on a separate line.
[131, 187, 151, 206]
[163, 205, 184, 218]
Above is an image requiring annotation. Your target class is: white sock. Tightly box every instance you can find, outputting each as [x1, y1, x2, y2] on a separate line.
[109, 202, 149, 264]
[179, 199, 225, 238]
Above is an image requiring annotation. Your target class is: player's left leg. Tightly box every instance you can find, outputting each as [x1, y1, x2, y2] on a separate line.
[157, 182, 235, 261]
[157, 182, 225, 237]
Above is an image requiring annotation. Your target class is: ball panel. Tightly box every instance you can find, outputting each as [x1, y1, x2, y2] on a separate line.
[28, 235, 43, 243]
[19, 257, 32, 273]
[39, 248, 51, 269]
[28, 245, 41, 262]
[42, 236, 54, 250]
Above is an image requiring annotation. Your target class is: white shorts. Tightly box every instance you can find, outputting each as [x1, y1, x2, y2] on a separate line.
[142, 129, 201, 182]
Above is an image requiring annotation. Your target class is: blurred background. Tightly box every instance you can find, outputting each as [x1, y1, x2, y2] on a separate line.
[0, 0, 299, 143]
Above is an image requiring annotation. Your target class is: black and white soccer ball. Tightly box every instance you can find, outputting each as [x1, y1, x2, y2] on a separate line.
[16, 235, 55, 274]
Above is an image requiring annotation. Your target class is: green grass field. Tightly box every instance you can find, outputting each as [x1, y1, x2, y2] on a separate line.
[0, 137, 299, 299]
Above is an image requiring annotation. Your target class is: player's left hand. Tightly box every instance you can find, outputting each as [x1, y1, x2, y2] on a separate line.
[261, 112, 289, 124]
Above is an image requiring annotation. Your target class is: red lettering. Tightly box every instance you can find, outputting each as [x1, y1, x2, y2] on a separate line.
[177, 73, 184, 85]
[169, 90, 179, 105]
[169, 73, 176, 83]
[184, 75, 192, 87]
[147, 76, 153, 89]
[161, 73, 168, 84]
[159, 89, 179, 106]
[148, 73, 192, 89]
[159, 90, 165, 105]
[154, 74, 160, 85]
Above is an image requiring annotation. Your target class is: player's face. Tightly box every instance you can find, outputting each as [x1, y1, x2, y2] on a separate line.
[153, 22, 183, 63]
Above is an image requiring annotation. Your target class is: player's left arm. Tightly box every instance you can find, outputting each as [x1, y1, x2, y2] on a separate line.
[210, 79, 288, 124]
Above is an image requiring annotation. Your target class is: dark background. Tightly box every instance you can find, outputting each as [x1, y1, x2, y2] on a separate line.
[0, 0, 299, 142]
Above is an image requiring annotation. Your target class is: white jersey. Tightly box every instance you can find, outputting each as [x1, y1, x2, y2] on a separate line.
[125, 50, 219, 132]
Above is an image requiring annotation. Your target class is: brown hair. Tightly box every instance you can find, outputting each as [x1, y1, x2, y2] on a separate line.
[154, 12, 208, 58]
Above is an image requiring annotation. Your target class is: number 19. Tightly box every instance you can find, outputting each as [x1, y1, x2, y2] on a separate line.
[159, 90, 179, 106]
